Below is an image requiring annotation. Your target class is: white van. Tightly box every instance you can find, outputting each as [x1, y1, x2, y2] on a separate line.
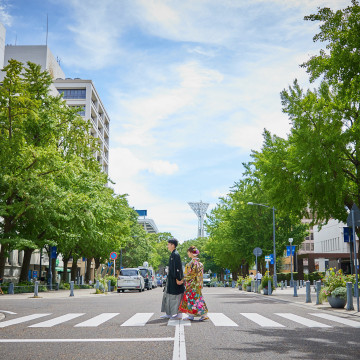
[117, 268, 145, 292]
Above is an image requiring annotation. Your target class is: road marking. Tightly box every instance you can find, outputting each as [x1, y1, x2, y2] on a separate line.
[0, 313, 51, 328]
[0, 310, 17, 315]
[173, 323, 186, 360]
[121, 313, 153, 326]
[240, 313, 285, 327]
[0, 338, 174, 343]
[29, 313, 85, 327]
[310, 313, 360, 328]
[207, 313, 238, 327]
[275, 313, 331, 328]
[74, 313, 119, 327]
[168, 313, 191, 326]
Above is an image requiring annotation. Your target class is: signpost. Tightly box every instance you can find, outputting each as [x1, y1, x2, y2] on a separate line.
[110, 252, 117, 274]
[347, 204, 360, 312]
[253, 247, 262, 292]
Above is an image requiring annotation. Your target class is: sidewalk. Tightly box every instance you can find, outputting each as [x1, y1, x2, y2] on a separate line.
[0, 288, 108, 300]
[239, 285, 360, 317]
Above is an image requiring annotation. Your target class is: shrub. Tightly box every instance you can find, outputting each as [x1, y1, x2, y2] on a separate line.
[331, 286, 347, 299]
[261, 275, 274, 290]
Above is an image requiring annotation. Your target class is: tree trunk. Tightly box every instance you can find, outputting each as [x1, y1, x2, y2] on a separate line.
[0, 243, 9, 279]
[85, 258, 92, 283]
[19, 248, 34, 282]
[94, 257, 101, 271]
[71, 257, 78, 282]
[62, 254, 70, 283]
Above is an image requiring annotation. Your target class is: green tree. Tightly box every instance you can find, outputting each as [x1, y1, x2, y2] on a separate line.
[252, 1, 360, 266]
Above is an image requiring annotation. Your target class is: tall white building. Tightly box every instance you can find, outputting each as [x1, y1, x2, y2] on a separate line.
[54, 79, 110, 174]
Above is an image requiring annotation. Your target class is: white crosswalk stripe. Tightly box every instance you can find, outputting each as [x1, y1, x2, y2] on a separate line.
[310, 313, 360, 328]
[240, 313, 285, 327]
[2, 311, 359, 329]
[75, 313, 119, 327]
[207, 313, 238, 327]
[0, 313, 51, 328]
[29, 313, 85, 328]
[275, 313, 331, 328]
[121, 313, 154, 326]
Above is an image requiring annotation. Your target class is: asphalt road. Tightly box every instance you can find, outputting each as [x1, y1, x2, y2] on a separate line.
[1, 287, 360, 360]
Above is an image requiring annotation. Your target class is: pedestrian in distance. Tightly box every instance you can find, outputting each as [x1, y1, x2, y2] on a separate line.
[160, 238, 185, 320]
[177, 246, 208, 321]
[255, 271, 263, 281]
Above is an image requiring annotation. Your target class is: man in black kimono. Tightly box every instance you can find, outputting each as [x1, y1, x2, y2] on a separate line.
[160, 238, 184, 319]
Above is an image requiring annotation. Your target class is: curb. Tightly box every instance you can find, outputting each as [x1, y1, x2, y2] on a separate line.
[0, 313, 4, 321]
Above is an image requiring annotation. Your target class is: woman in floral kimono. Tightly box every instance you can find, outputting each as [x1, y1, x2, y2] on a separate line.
[177, 246, 208, 321]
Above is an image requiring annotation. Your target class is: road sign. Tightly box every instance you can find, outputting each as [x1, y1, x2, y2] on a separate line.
[110, 252, 117, 260]
[50, 246, 57, 259]
[286, 245, 296, 256]
[344, 227, 354, 242]
[347, 204, 360, 227]
[33, 271, 38, 278]
[265, 256, 271, 261]
[253, 247, 262, 257]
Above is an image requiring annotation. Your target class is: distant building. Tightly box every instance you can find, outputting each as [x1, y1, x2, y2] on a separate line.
[136, 210, 159, 234]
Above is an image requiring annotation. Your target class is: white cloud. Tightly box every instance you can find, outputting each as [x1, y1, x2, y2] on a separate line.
[0, 2, 12, 27]
[112, 61, 223, 147]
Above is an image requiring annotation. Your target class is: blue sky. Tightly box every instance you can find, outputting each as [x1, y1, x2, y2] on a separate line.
[0, 0, 350, 240]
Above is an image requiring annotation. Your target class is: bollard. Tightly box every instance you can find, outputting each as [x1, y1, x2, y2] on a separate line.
[251, 280, 254, 292]
[281, 281, 284, 290]
[284, 280, 287, 288]
[293, 282, 298, 297]
[77, 277, 80, 285]
[108, 280, 111, 292]
[56, 282, 59, 291]
[96, 280, 99, 290]
[306, 281, 311, 303]
[8, 282, 14, 295]
[313, 280, 316, 287]
[255, 280, 258, 293]
[70, 281, 74, 297]
[346, 282, 354, 311]
[34, 281, 39, 297]
[242, 280, 245, 291]
[297, 280, 299, 289]
[268, 280, 272, 295]
[316, 280, 321, 305]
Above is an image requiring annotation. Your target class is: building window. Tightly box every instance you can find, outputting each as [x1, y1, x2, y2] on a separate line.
[70, 105, 85, 116]
[58, 89, 86, 99]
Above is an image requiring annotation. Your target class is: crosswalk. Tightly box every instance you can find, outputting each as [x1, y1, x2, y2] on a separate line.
[1, 311, 360, 329]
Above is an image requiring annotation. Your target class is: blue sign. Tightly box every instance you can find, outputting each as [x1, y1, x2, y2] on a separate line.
[50, 246, 57, 259]
[265, 254, 274, 265]
[136, 210, 147, 217]
[344, 227, 353, 242]
[110, 252, 117, 260]
[33, 271, 38, 278]
[265, 256, 271, 261]
[286, 246, 296, 256]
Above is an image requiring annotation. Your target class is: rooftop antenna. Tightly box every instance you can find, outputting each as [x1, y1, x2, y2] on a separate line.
[46, 13, 48, 46]
[188, 200, 209, 238]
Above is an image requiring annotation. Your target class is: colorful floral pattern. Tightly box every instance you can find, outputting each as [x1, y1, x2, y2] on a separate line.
[178, 258, 208, 316]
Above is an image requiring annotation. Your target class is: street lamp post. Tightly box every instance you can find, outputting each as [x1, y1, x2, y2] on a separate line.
[248, 202, 277, 287]
[289, 238, 294, 287]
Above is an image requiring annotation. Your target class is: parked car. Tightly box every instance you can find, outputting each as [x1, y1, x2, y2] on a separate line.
[149, 267, 157, 288]
[138, 267, 153, 290]
[203, 273, 211, 287]
[156, 275, 163, 287]
[117, 268, 145, 293]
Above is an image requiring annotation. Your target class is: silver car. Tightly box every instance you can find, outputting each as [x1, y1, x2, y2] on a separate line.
[117, 268, 145, 293]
